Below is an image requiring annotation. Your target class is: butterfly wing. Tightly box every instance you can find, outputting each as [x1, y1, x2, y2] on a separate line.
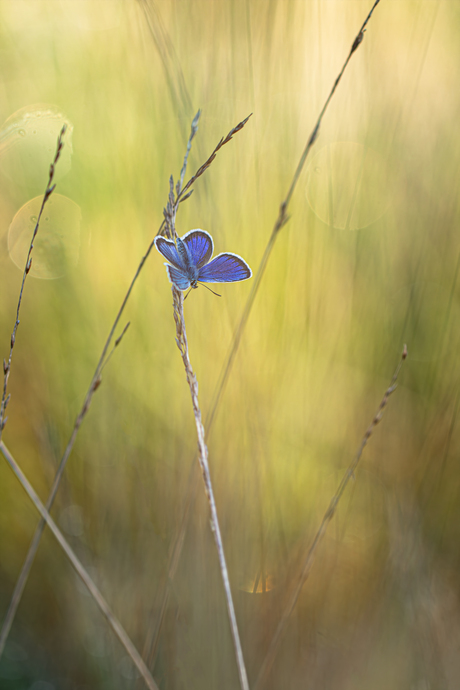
[155, 236, 184, 270]
[198, 253, 252, 283]
[165, 264, 191, 291]
[181, 229, 214, 269]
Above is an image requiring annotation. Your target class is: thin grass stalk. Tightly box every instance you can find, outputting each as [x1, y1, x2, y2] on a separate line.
[0, 124, 67, 442]
[253, 345, 408, 690]
[171, 288, 249, 690]
[141, 117, 253, 669]
[207, 0, 383, 437]
[0, 441, 159, 690]
[156, 114, 251, 690]
[143, 111, 252, 664]
[145, 0, 384, 666]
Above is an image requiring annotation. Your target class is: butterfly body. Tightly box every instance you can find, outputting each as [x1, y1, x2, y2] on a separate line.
[155, 229, 252, 292]
[175, 236, 200, 288]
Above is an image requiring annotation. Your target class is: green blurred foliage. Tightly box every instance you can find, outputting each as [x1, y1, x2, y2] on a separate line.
[0, 1, 460, 688]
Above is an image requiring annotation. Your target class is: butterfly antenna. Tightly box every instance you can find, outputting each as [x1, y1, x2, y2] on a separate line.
[200, 283, 221, 297]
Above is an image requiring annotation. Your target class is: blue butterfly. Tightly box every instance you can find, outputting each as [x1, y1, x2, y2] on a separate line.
[155, 229, 252, 294]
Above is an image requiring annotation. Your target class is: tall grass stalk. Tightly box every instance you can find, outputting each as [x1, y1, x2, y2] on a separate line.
[171, 288, 249, 690]
[159, 113, 251, 690]
[253, 346, 408, 690]
[207, 0, 383, 451]
[0, 125, 67, 443]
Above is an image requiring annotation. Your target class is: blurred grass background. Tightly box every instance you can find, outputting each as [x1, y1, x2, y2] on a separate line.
[1, 0, 460, 688]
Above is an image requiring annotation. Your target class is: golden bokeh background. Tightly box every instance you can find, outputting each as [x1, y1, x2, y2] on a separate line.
[1, 1, 460, 688]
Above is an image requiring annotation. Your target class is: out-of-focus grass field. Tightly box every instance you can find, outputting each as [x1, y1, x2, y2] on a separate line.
[1, 1, 460, 688]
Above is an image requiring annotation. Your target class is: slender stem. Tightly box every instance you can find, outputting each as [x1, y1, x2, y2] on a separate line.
[0, 441, 159, 690]
[172, 288, 249, 690]
[157, 113, 252, 688]
[0, 124, 67, 441]
[283, 0, 382, 211]
[253, 346, 408, 690]
[208, 0, 383, 434]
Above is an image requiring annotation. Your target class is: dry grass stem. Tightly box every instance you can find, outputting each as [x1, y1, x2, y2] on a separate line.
[208, 0, 383, 433]
[253, 345, 408, 690]
[157, 114, 250, 690]
[0, 124, 67, 443]
[161, 112, 252, 241]
[143, 114, 253, 665]
[0, 442, 159, 690]
[171, 288, 249, 690]
[177, 114, 252, 203]
[282, 0, 382, 211]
